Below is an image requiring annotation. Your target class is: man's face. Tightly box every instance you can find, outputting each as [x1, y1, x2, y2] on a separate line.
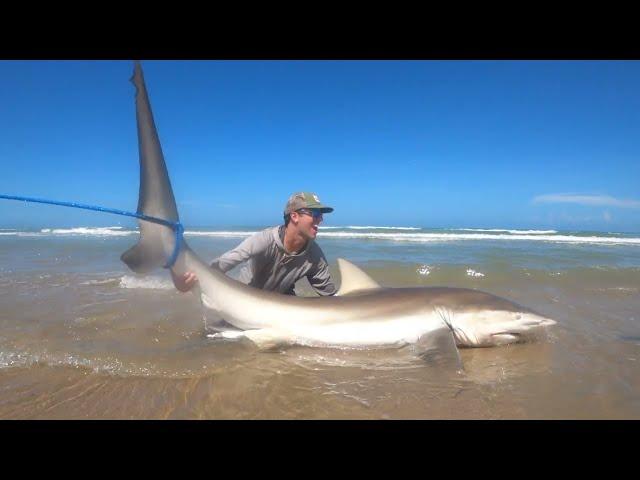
[292, 208, 324, 240]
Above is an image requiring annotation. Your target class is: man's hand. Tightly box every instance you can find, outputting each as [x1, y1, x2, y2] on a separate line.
[171, 270, 198, 292]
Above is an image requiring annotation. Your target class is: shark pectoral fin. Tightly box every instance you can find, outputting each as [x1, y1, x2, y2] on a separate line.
[335, 258, 382, 296]
[242, 329, 293, 351]
[411, 325, 464, 371]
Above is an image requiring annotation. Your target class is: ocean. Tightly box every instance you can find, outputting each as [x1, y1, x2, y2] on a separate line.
[1, 225, 639, 419]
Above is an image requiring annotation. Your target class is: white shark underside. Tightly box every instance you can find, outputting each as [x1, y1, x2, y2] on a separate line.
[121, 62, 556, 358]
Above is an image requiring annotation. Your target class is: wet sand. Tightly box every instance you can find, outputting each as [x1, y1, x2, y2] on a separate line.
[1, 258, 639, 419]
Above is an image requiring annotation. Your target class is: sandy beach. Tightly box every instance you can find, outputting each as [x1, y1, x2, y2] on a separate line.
[1, 226, 639, 419]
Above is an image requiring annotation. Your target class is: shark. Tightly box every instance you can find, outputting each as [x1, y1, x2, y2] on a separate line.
[121, 61, 556, 361]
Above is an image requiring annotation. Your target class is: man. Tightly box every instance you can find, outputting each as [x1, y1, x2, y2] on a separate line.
[172, 192, 337, 296]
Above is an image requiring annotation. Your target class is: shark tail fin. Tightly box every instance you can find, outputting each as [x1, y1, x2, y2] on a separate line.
[121, 61, 182, 273]
[121, 222, 177, 274]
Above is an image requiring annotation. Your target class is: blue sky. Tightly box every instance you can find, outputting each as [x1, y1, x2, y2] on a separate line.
[1, 60, 639, 232]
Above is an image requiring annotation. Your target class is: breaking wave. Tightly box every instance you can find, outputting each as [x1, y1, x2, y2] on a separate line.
[41, 227, 135, 236]
[316, 232, 640, 245]
[185, 230, 257, 237]
[1, 226, 639, 246]
[454, 228, 558, 234]
[321, 225, 421, 230]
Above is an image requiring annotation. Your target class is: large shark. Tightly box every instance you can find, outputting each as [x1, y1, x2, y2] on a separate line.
[122, 61, 556, 360]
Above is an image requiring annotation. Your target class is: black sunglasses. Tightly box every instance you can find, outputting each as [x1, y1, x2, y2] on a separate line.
[296, 208, 324, 219]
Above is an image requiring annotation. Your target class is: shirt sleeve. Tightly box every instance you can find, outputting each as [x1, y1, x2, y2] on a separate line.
[211, 230, 270, 273]
[307, 252, 337, 296]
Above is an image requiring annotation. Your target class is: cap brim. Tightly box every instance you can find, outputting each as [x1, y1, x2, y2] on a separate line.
[285, 205, 334, 215]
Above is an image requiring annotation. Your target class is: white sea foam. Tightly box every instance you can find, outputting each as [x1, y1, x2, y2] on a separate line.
[315, 232, 640, 245]
[2, 226, 639, 246]
[336, 225, 421, 230]
[417, 265, 431, 276]
[119, 275, 174, 290]
[184, 230, 256, 237]
[0, 350, 30, 369]
[0, 228, 256, 238]
[466, 268, 485, 278]
[590, 287, 639, 293]
[455, 228, 558, 234]
[0, 231, 48, 237]
[80, 277, 121, 286]
[40, 226, 135, 236]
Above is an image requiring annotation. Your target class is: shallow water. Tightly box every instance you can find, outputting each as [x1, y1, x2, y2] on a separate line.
[1, 227, 639, 419]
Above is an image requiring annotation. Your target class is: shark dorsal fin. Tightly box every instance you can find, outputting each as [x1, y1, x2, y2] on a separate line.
[335, 258, 382, 296]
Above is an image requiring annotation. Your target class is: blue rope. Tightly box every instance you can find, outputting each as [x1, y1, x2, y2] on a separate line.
[0, 194, 183, 269]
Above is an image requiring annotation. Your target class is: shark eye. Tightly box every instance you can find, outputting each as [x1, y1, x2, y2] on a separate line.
[515, 314, 522, 320]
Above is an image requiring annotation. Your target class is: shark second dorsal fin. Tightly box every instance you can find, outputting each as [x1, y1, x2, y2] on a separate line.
[335, 258, 382, 296]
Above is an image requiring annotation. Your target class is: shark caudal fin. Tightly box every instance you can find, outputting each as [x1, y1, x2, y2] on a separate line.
[121, 61, 181, 274]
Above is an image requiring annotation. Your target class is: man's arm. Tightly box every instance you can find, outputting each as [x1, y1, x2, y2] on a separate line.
[308, 254, 337, 296]
[172, 231, 271, 293]
[211, 230, 270, 272]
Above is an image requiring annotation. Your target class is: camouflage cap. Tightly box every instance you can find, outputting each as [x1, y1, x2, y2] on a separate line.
[284, 192, 334, 215]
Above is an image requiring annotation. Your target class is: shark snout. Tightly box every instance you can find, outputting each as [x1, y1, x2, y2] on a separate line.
[448, 309, 557, 347]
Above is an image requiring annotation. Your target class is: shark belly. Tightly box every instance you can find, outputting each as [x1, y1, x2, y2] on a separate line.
[283, 313, 447, 348]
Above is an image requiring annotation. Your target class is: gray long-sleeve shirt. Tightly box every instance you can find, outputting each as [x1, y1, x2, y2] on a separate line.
[212, 225, 336, 296]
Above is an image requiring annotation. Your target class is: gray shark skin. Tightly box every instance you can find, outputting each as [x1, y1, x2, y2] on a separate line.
[122, 61, 556, 357]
